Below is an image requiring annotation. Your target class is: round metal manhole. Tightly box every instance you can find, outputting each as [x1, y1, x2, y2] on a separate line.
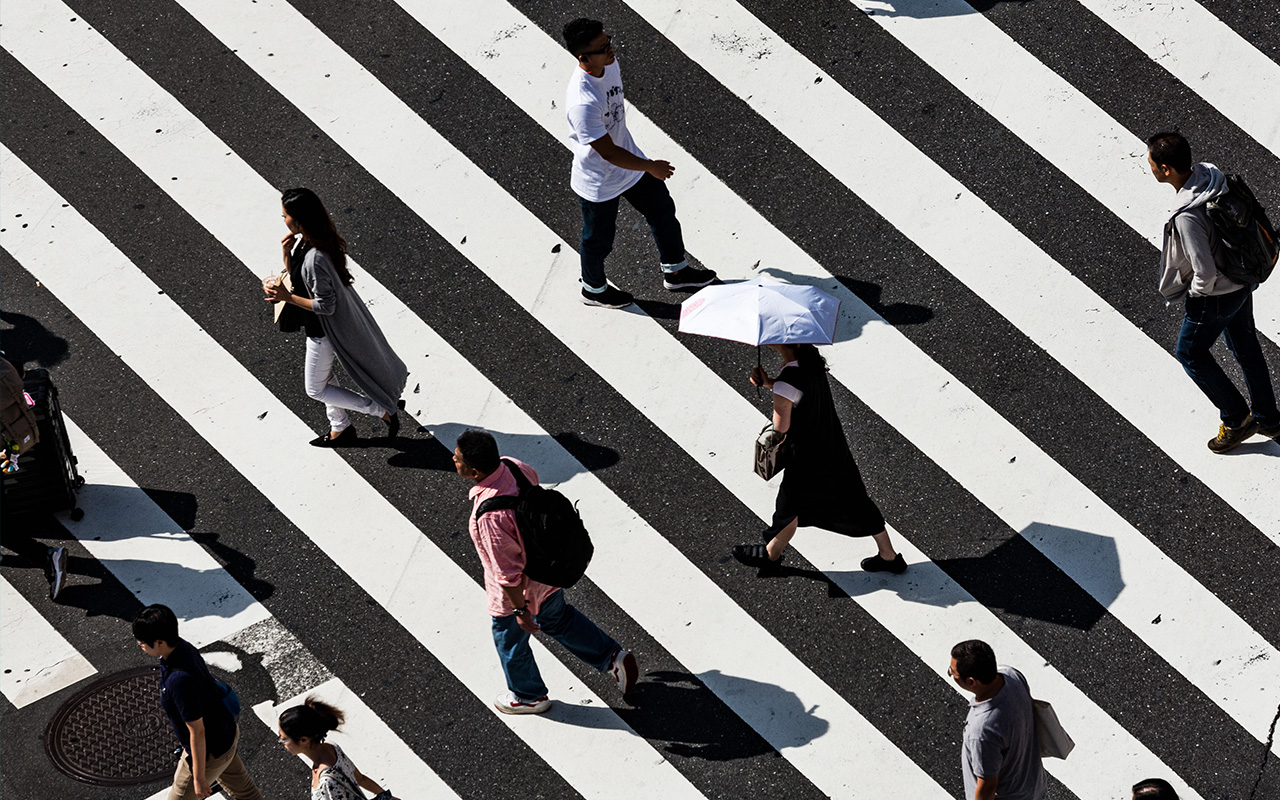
[45, 665, 177, 786]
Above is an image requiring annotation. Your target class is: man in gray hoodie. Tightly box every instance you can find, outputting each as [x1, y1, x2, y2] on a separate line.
[1148, 131, 1279, 452]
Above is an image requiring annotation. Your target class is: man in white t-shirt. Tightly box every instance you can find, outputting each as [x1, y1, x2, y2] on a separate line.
[562, 18, 716, 309]
[949, 640, 1046, 800]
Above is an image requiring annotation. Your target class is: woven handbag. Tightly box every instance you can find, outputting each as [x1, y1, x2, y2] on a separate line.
[753, 424, 790, 481]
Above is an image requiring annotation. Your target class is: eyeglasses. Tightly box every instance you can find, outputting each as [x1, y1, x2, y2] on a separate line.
[579, 35, 614, 58]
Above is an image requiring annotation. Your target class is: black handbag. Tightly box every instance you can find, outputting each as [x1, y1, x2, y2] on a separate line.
[753, 424, 790, 480]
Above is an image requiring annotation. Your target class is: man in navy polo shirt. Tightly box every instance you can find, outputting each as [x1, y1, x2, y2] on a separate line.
[133, 604, 262, 800]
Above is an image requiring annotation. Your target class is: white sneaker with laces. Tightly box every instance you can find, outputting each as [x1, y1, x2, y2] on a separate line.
[493, 691, 551, 715]
[609, 648, 638, 695]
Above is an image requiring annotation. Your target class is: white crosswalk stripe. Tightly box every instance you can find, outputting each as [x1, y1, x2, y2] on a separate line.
[2, 0, 1278, 798]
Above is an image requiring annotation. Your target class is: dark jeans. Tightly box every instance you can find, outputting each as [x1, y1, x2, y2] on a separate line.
[579, 173, 687, 291]
[1175, 287, 1278, 428]
[491, 589, 619, 701]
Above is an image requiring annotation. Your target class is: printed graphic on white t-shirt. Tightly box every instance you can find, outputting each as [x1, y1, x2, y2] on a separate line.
[565, 61, 646, 202]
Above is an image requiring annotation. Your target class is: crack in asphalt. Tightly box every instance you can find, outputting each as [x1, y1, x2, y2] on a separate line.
[1248, 699, 1280, 800]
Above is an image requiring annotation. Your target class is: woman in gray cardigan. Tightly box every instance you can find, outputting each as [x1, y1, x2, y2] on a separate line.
[263, 188, 408, 447]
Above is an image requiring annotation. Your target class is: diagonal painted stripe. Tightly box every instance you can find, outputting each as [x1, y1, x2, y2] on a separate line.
[0, 576, 96, 708]
[0, 2, 955, 795]
[0, 20, 948, 790]
[252, 677, 456, 799]
[845, 0, 1280, 347]
[304, 0, 1274, 762]
[56, 415, 271, 647]
[625, 0, 1280, 539]
[1077, 0, 1280, 159]
[133, 0, 1216, 793]
[389, 0, 1278, 766]
[0, 143, 705, 799]
[53, 417, 460, 798]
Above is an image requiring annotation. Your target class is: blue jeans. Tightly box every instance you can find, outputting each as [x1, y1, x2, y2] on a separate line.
[1176, 287, 1278, 428]
[491, 589, 620, 701]
[579, 173, 687, 291]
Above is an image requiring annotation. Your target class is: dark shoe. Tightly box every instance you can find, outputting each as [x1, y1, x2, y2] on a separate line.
[1207, 416, 1259, 453]
[581, 285, 635, 309]
[663, 266, 717, 290]
[1259, 420, 1280, 441]
[310, 425, 357, 448]
[733, 543, 784, 571]
[47, 547, 68, 601]
[384, 400, 405, 439]
[861, 553, 908, 574]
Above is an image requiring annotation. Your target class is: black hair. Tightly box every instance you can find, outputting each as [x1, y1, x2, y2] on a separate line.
[1132, 778, 1179, 800]
[280, 188, 354, 286]
[1146, 131, 1192, 173]
[279, 697, 345, 744]
[793, 343, 828, 372]
[132, 604, 180, 646]
[563, 18, 605, 56]
[950, 639, 998, 683]
[456, 429, 501, 475]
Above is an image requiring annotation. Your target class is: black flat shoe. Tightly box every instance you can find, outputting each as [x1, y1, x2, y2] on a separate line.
[860, 553, 908, 574]
[384, 399, 406, 438]
[310, 425, 357, 448]
[733, 543, 784, 571]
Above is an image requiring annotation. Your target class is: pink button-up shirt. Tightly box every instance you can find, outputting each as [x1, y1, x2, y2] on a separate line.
[468, 458, 559, 618]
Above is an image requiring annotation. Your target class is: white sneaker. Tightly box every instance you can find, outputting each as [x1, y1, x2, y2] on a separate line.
[493, 691, 551, 715]
[609, 649, 638, 695]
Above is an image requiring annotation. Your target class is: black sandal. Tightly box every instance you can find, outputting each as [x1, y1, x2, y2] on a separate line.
[310, 425, 357, 448]
[384, 399, 406, 439]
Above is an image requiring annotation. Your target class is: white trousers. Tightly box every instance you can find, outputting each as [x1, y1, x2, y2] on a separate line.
[304, 336, 381, 431]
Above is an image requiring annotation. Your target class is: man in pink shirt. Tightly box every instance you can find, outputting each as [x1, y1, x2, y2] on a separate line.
[454, 429, 638, 714]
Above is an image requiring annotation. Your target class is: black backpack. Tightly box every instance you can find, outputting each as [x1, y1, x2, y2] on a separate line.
[1204, 174, 1278, 285]
[476, 459, 594, 588]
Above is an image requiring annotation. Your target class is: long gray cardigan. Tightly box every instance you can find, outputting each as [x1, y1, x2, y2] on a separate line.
[302, 249, 408, 416]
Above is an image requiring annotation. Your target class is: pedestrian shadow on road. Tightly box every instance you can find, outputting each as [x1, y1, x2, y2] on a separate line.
[825, 524, 1122, 631]
[862, 0, 1030, 19]
[400, 424, 620, 483]
[1, 310, 71, 368]
[538, 668, 828, 761]
[930, 524, 1121, 630]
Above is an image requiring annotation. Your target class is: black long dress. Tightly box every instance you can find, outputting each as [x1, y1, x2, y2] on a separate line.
[768, 360, 885, 538]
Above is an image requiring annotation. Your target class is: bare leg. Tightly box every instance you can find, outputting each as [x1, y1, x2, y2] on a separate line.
[766, 518, 799, 561]
[872, 529, 897, 560]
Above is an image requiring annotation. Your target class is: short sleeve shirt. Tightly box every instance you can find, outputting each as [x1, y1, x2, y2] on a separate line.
[468, 459, 559, 617]
[565, 61, 646, 202]
[961, 667, 1046, 800]
[159, 639, 236, 757]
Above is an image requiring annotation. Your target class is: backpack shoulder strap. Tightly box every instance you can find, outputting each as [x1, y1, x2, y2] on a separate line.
[476, 495, 518, 518]
[499, 457, 531, 491]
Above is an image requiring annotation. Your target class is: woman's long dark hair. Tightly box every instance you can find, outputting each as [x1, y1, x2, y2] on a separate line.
[281, 188, 354, 286]
[279, 696, 345, 744]
[792, 343, 828, 372]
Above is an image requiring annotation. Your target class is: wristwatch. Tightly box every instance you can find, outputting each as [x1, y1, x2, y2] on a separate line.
[513, 606, 529, 618]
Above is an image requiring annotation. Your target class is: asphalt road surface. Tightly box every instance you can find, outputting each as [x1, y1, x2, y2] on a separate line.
[3, 0, 1280, 799]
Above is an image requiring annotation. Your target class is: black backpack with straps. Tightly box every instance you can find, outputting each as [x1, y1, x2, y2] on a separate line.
[476, 459, 594, 588]
[1204, 174, 1278, 285]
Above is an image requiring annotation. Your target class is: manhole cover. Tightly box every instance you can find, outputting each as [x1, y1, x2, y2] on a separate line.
[45, 665, 177, 786]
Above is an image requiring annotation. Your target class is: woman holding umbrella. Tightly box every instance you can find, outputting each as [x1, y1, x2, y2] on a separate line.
[677, 276, 905, 573]
[734, 342, 906, 573]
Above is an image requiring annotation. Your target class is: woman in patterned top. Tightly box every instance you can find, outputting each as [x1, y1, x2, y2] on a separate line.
[277, 698, 395, 799]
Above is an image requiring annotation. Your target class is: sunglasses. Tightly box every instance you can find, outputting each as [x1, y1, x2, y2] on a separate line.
[579, 35, 614, 58]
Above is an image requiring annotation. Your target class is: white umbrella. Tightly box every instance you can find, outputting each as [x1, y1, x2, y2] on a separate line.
[678, 276, 841, 345]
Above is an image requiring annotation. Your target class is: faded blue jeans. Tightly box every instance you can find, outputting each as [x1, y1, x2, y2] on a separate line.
[1176, 287, 1278, 428]
[491, 589, 619, 701]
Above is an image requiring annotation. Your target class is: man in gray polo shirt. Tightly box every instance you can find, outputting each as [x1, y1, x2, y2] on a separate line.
[949, 639, 1046, 800]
